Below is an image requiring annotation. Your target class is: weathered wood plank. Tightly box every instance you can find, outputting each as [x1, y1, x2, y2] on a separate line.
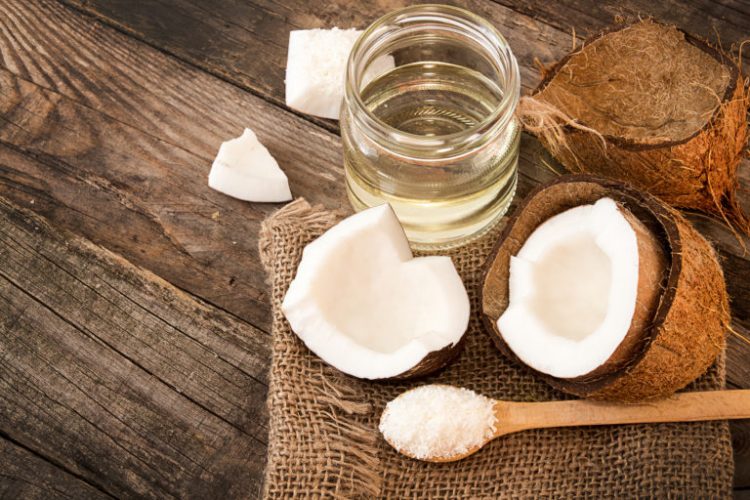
[0, 168, 271, 439]
[487, 0, 750, 62]
[63, 0, 750, 130]
[0, 437, 110, 499]
[727, 325, 750, 393]
[0, 197, 267, 498]
[0, 0, 349, 331]
[62, 0, 572, 112]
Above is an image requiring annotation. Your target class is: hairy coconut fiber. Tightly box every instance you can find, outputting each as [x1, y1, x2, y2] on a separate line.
[260, 198, 732, 498]
[482, 175, 730, 402]
[523, 19, 749, 233]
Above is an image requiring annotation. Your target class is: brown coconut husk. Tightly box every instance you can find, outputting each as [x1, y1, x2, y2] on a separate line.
[520, 19, 750, 235]
[481, 175, 730, 401]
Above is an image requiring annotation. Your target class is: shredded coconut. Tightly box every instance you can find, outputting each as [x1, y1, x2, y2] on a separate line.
[379, 385, 497, 460]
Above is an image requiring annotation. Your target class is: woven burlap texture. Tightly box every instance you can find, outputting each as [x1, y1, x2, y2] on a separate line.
[259, 199, 733, 499]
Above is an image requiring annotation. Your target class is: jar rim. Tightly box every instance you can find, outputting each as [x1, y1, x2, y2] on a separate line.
[345, 4, 520, 159]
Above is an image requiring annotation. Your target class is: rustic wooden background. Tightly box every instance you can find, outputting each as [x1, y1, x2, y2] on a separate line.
[0, 0, 748, 498]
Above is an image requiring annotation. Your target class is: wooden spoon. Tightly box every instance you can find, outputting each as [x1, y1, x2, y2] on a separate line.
[383, 388, 750, 462]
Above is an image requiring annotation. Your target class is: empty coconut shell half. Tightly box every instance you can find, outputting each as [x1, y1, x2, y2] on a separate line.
[481, 176, 730, 401]
[524, 19, 749, 233]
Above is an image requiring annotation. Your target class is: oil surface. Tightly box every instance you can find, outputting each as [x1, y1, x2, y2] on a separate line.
[345, 62, 519, 247]
[365, 62, 501, 136]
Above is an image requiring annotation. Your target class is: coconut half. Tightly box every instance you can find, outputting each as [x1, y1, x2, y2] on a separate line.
[282, 204, 470, 380]
[498, 197, 666, 379]
[528, 19, 749, 233]
[482, 176, 729, 401]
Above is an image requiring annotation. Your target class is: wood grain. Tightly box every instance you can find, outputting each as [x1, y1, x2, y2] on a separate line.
[0, 437, 110, 499]
[62, 0, 574, 114]
[489, 0, 750, 63]
[63, 0, 750, 135]
[0, 197, 268, 498]
[0, 0, 348, 331]
[498, 389, 750, 432]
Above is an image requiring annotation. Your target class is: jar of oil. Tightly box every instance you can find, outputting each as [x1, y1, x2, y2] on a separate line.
[342, 5, 521, 248]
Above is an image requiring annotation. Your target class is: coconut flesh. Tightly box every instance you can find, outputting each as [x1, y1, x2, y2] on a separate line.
[285, 28, 395, 119]
[498, 198, 665, 379]
[282, 204, 470, 380]
[208, 128, 292, 202]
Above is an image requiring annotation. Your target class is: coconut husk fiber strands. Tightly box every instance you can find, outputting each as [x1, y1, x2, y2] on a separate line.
[519, 19, 750, 235]
[259, 198, 733, 498]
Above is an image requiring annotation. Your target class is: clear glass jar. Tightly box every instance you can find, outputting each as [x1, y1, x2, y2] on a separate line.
[341, 4, 521, 248]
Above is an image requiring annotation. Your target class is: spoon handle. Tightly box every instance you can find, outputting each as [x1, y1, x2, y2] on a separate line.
[496, 390, 750, 436]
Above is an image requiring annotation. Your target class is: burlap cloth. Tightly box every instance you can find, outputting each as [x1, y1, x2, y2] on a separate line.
[259, 199, 734, 498]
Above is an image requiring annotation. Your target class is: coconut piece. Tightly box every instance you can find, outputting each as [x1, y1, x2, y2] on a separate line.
[482, 175, 729, 401]
[497, 198, 666, 380]
[282, 204, 470, 380]
[285, 28, 395, 119]
[208, 128, 292, 202]
[528, 19, 749, 232]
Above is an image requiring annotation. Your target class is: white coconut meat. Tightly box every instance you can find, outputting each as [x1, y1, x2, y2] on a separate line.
[497, 198, 640, 378]
[208, 128, 292, 202]
[285, 28, 395, 119]
[282, 204, 470, 379]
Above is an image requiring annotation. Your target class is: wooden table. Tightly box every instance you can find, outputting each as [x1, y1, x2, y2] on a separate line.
[0, 1, 748, 498]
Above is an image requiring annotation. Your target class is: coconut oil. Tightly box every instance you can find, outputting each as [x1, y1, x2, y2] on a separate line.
[345, 62, 519, 246]
[342, 5, 521, 248]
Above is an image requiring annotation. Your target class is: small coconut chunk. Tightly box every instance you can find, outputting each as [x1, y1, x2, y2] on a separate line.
[498, 198, 640, 378]
[282, 204, 470, 379]
[380, 385, 496, 460]
[208, 128, 292, 203]
[285, 28, 395, 119]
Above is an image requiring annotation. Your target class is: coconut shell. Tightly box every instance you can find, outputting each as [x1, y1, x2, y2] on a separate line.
[528, 19, 749, 233]
[389, 337, 466, 381]
[481, 175, 729, 401]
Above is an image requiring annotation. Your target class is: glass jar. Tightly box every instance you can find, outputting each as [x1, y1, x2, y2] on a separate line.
[341, 4, 521, 248]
